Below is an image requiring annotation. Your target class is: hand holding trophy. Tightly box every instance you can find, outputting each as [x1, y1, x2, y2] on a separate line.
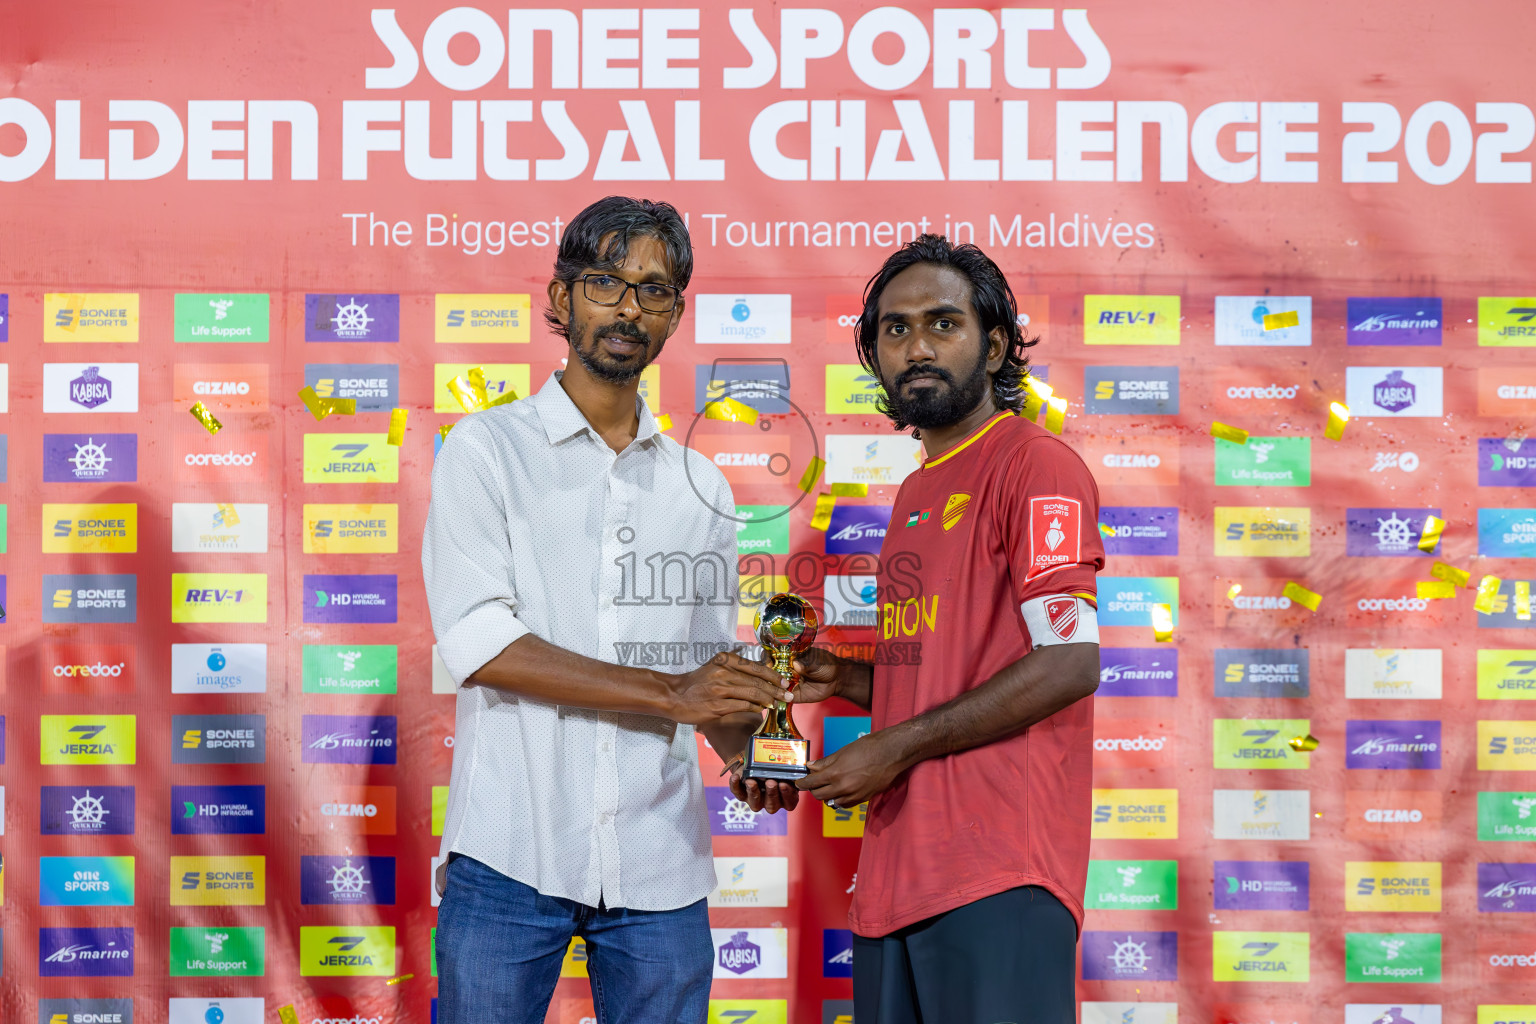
[740, 592, 820, 782]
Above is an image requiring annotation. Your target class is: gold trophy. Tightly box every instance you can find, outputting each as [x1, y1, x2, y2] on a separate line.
[741, 592, 820, 782]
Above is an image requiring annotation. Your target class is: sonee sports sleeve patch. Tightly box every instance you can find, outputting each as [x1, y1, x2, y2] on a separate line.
[1021, 594, 1100, 647]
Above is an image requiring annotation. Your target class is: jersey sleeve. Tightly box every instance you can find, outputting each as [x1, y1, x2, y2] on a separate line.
[997, 436, 1106, 615]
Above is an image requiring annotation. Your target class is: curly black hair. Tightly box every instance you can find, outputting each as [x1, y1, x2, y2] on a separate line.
[853, 234, 1039, 431]
[544, 196, 693, 341]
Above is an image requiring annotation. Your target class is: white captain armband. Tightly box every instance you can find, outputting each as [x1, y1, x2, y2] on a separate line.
[1021, 594, 1100, 647]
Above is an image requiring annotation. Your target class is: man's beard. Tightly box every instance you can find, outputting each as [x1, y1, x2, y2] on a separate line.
[886, 354, 991, 430]
[570, 318, 660, 384]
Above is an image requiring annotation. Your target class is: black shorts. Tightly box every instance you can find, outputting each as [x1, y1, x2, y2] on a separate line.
[853, 885, 1077, 1024]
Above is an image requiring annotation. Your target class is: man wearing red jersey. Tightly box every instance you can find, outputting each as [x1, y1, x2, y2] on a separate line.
[794, 235, 1105, 1023]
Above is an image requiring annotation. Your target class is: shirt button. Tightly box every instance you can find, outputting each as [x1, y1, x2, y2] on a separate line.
[601, 812, 614, 824]
[601, 741, 612, 753]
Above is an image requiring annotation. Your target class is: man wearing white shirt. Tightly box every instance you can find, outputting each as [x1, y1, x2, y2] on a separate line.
[425, 196, 792, 1024]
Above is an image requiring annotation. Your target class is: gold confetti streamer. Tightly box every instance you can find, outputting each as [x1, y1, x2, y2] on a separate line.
[654, 413, 673, 432]
[488, 389, 519, 408]
[1150, 603, 1174, 642]
[387, 408, 408, 446]
[386, 973, 415, 986]
[279, 1007, 300, 1024]
[1021, 376, 1055, 421]
[809, 494, 837, 532]
[1475, 575, 1503, 615]
[1418, 515, 1446, 553]
[704, 396, 759, 425]
[830, 482, 869, 497]
[1282, 581, 1322, 612]
[798, 457, 826, 493]
[1416, 580, 1457, 600]
[1042, 395, 1068, 435]
[1518, 581, 1532, 621]
[215, 503, 241, 527]
[1099, 523, 1115, 537]
[447, 375, 487, 413]
[1288, 733, 1319, 752]
[299, 386, 357, 421]
[1430, 561, 1470, 588]
[1324, 401, 1350, 441]
[438, 423, 454, 442]
[1226, 583, 1243, 601]
[189, 401, 223, 435]
[1210, 422, 1250, 445]
[1263, 309, 1301, 331]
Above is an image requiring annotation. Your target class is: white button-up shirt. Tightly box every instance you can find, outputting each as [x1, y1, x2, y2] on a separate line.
[424, 371, 739, 911]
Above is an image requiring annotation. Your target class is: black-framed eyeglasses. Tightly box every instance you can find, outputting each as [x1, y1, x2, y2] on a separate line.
[580, 274, 680, 314]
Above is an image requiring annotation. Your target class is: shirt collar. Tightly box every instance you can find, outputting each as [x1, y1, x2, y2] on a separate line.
[531, 370, 662, 448]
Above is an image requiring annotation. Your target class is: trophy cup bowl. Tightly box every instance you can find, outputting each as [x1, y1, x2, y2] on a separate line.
[741, 593, 820, 782]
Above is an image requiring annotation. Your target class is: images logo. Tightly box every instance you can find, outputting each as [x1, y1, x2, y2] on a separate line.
[712, 928, 788, 979]
[1084, 860, 1179, 910]
[173, 292, 270, 343]
[304, 574, 398, 624]
[1345, 933, 1442, 983]
[1480, 721, 1536, 770]
[1346, 861, 1443, 912]
[39, 856, 135, 907]
[1346, 508, 1439, 557]
[169, 925, 265, 977]
[39, 926, 133, 977]
[301, 925, 396, 976]
[301, 856, 396, 905]
[41, 715, 135, 765]
[170, 503, 269, 554]
[43, 363, 139, 413]
[1213, 932, 1309, 982]
[305, 363, 400, 411]
[1478, 792, 1536, 842]
[824, 505, 891, 556]
[1091, 789, 1178, 839]
[303, 784, 398, 836]
[302, 715, 398, 765]
[1345, 649, 1443, 700]
[1083, 296, 1181, 346]
[434, 293, 530, 342]
[1479, 862, 1536, 912]
[1099, 507, 1178, 556]
[305, 294, 399, 342]
[303, 504, 398, 554]
[44, 293, 138, 342]
[707, 786, 789, 837]
[40, 785, 135, 835]
[1345, 366, 1444, 417]
[1099, 578, 1179, 628]
[1098, 648, 1178, 697]
[695, 295, 792, 345]
[1081, 931, 1179, 980]
[43, 503, 137, 554]
[432, 362, 531, 412]
[1214, 719, 1311, 769]
[171, 643, 267, 694]
[1215, 436, 1311, 486]
[171, 784, 265, 835]
[170, 855, 265, 906]
[303, 433, 399, 483]
[42, 434, 138, 483]
[1479, 297, 1536, 347]
[172, 714, 265, 765]
[1084, 366, 1180, 414]
[1214, 862, 1310, 911]
[1479, 650, 1536, 700]
[823, 364, 882, 414]
[1347, 721, 1442, 769]
[1212, 789, 1311, 841]
[171, 572, 267, 624]
[1347, 297, 1442, 346]
[167, 998, 265, 1024]
[1480, 509, 1536, 559]
[699, 362, 791, 414]
[1215, 649, 1310, 698]
[1214, 507, 1311, 557]
[1214, 296, 1311, 346]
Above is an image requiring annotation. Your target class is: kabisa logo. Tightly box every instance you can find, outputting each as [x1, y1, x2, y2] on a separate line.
[1346, 721, 1442, 769]
[1213, 932, 1310, 982]
[1213, 296, 1312, 346]
[39, 855, 135, 907]
[695, 295, 793, 345]
[824, 505, 891, 556]
[1215, 649, 1310, 699]
[304, 574, 399, 624]
[1098, 648, 1178, 697]
[718, 931, 763, 975]
[1346, 508, 1437, 557]
[1084, 366, 1180, 415]
[305, 294, 399, 342]
[42, 362, 139, 413]
[300, 926, 396, 977]
[171, 855, 266, 907]
[41, 715, 136, 766]
[305, 363, 400, 411]
[1347, 297, 1443, 346]
[303, 504, 399, 554]
[1344, 366, 1445, 418]
[44, 293, 139, 342]
[172, 573, 268, 624]
[1479, 296, 1536, 347]
[41, 785, 135, 835]
[1478, 862, 1536, 912]
[172, 714, 266, 765]
[37, 998, 135, 1024]
[1081, 931, 1179, 980]
[434, 293, 531, 343]
[69, 367, 110, 408]
[302, 434, 399, 483]
[1214, 862, 1310, 911]
[1347, 862, 1443, 912]
[1099, 507, 1178, 557]
[302, 715, 398, 765]
[39, 926, 134, 977]
[1213, 719, 1311, 769]
[301, 856, 396, 905]
[171, 643, 267, 694]
[42, 434, 138, 483]
[1082, 296, 1181, 346]
[171, 785, 265, 836]
[44, 641, 135, 692]
[1374, 370, 1416, 412]
[1480, 509, 1536, 559]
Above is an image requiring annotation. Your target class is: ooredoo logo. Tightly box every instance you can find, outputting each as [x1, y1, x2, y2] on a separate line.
[43, 642, 135, 693]
[175, 432, 268, 482]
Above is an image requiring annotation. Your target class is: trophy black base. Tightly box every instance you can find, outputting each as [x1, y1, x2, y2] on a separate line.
[741, 734, 809, 783]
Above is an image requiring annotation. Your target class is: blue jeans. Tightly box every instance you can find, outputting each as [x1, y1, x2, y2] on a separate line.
[436, 854, 714, 1024]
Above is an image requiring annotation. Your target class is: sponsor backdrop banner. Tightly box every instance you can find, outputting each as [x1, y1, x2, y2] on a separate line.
[2, 1, 1535, 1021]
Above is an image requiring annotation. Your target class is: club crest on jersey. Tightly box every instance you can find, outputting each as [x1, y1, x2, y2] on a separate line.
[1029, 495, 1083, 579]
[942, 493, 972, 532]
[1046, 596, 1079, 640]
